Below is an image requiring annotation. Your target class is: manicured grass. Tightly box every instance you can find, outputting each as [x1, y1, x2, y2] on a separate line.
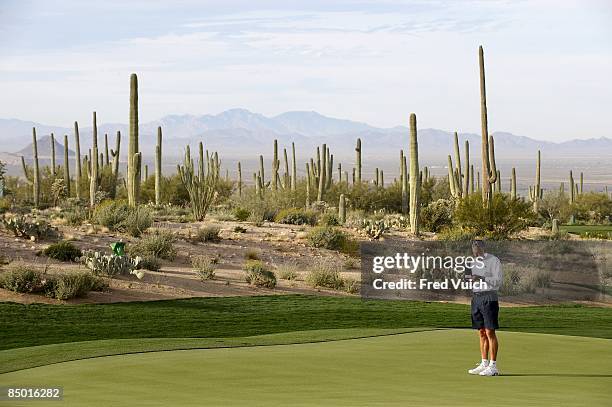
[560, 224, 612, 234]
[2, 295, 611, 352]
[2, 330, 610, 407]
[0, 327, 431, 374]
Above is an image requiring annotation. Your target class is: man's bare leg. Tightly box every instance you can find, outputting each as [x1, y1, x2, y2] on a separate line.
[485, 329, 498, 361]
[479, 328, 489, 360]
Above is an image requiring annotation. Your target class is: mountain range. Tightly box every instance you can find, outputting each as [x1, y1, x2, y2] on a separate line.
[2, 109, 611, 167]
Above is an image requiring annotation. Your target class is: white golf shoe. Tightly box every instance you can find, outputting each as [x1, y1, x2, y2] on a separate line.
[468, 362, 489, 375]
[479, 365, 500, 376]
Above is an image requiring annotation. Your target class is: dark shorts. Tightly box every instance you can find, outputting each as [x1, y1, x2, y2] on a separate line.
[471, 293, 499, 330]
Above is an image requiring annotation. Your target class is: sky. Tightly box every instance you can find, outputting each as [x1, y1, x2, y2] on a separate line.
[0, 0, 611, 141]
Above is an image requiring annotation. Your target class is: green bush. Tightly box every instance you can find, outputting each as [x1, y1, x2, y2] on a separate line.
[453, 193, 535, 239]
[139, 256, 161, 271]
[0, 263, 44, 293]
[233, 207, 251, 222]
[274, 208, 318, 226]
[0, 197, 11, 214]
[421, 199, 454, 232]
[93, 200, 131, 230]
[194, 225, 221, 242]
[192, 255, 216, 280]
[43, 241, 82, 262]
[436, 227, 478, 241]
[276, 263, 299, 280]
[243, 260, 276, 288]
[305, 260, 344, 290]
[319, 212, 340, 226]
[130, 229, 177, 260]
[307, 226, 347, 250]
[571, 193, 612, 224]
[123, 206, 153, 237]
[47, 271, 108, 300]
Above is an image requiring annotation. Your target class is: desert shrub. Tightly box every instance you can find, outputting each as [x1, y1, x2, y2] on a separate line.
[233, 226, 247, 233]
[123, 206, 153, 237]
[43, 241, 82, 262]
[421, 199, 454, 232]
[0, 263, 44, 293]
[48, 271, 108, 300]
[233, 207, 251, 222]
[192, 255, 216, 280]
[276, 263, 299, 280]
[305, 259, 344, 290]
[63, 207, 88, 226]
[500, 266, 552, 296]
[344, 278, 360, 294]
[307, 226, 347, 250]
[82, 250, 144, 278]
[571, 193, 612, 224]
[274, 208, 318, 226]
[319, 212, 340, 227]
[93, 200, 131, 230]
[0, 197, 11, 214]
[130, 229, 177, 260]
[2, 215, 55, 240]
[436, 227, 478, 241]
[139, 255, 161, 271]
[344, 209, 366, 229]
[243, 260, 276, 288]
[538, 191, 572, 223]
[343, 257, 360, 270]
[244, 249, 261, 260]
[453, 193, 534, 239]
[194, 225, 221, 242]
[580, 231, 612, 240]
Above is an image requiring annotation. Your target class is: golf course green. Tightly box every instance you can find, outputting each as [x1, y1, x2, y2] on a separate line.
[2, 329, 611, 406]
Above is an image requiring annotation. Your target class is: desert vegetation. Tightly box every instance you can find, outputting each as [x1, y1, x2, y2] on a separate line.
[0, 46, 610, 305]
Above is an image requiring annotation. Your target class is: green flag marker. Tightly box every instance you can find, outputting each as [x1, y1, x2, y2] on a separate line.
[110, 241, 125, 256]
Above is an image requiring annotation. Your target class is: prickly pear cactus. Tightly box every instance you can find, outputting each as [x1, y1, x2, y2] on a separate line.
[81, 250, 144, 279]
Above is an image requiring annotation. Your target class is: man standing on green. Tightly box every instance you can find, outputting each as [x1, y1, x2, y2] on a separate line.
[467, 240, 503, 376]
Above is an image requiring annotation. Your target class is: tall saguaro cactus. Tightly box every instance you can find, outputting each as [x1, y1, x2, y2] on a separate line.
[50, 133, 57, 176]
[272, 140, 279, 191]
[409, 113, 420, 235]
[400, 150, 408, 213]
[511, 168, 517, 200]
[291, 142, 297, 192]
[63, 134, 70, 196]
[74, 122, 82, 200]
[32, 128, 40, 207]
[529, 150, 542, 211]
[127, 73, 140, 206]
[90, 112, 99, 207]
[569, 170, 575, 204]
[317, 144, 327, 201]
[462, 140, 470, 197]
[237, 162, 242, 196]
[155, 126, 162, 205]
[478, 45, 498, 207]
[355, 138, 362, 185]
[339, 194, 346, 224]
[178, 145, 220, 221]
[110, 131, 121, 197]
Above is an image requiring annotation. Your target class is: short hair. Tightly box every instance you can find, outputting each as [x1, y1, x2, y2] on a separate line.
[471, 239, 485, 250]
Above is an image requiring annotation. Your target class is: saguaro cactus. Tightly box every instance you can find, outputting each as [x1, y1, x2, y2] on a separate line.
[339, 194, 346, 224]
[409, 113, 420, 235]
[511, 168, 517, 200]
[63, 134, 70, 196]
[569, 170, 575, 204]
[127, 73, 140, 206]
[50, 133, 57, 176]
[317, 144, 327, 201]
[291, 143, 297, 192]
[272, 140, 279, 191]
[90, 112, 99, 207]
[32, 128, 40, 207]
[178, 144, 220, 221]
[529, 150, 542, 211]
[355, 138, 362, 184]
[237, 162, 242, 197]
[73, 122, 82, 200]
[462, 140, 470, 197]
[478, 46, 498, 207]
[454, 132, 462, 188]
[580, 172, 584, 194]
[104, 133, 110, 166]
[401, 150, 408, 213]
[155, 127, 162, 205]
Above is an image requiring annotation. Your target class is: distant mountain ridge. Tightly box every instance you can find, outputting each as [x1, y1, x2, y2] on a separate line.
[1, 109, 611, 163]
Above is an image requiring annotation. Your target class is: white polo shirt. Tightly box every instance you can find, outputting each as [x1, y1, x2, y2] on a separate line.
[472, 253, 503, 293]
